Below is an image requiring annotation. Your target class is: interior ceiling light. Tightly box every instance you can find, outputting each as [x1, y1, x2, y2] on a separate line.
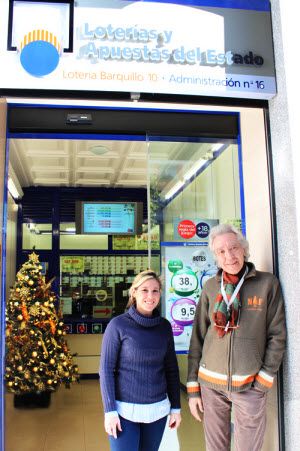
[212, 143, 224, 152]
[8, 177, 23, 200]
[183, 159, 207, 181]
[8, 164, 24, 200]
[65, 227, 76, 232]
[89, 145, 110, 156]
[164, 143, 227, 202]
[165, 180, 185, 200]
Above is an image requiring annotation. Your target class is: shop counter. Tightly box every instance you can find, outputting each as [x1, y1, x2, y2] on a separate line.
[66, 333, 103, 375]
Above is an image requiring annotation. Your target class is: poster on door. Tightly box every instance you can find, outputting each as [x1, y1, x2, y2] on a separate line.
[162, 243, 218, 353]
[174, 218, 219, 242]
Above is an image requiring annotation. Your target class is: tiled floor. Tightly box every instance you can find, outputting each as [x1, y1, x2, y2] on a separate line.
[5, 379, 279, 450]
[5, 379, 205, 451]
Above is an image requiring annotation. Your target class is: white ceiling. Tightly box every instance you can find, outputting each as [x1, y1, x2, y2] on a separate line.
[8, 137, 215, 196]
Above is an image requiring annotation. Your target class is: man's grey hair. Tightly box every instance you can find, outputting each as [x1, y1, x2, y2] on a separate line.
[208, 223, 250, 260]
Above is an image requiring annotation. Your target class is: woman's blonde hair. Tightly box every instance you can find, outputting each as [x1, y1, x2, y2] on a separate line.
[127, 270, 162, 309]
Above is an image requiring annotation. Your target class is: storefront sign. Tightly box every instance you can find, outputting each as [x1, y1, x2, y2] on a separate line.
[0, 0, 276, 99]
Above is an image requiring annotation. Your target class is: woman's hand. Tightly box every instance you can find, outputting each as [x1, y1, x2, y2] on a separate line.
[169, 412, 182, 430]
[104, 414, 122, 439]
[188, 397, 204, 422]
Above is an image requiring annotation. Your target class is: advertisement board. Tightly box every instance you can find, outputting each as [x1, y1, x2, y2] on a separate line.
[0, 0, 276, 99]
[162, 243, 217, 352]
[162, 218, 219, 352]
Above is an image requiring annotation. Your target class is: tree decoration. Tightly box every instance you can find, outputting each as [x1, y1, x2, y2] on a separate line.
[5, 251, 79, 395]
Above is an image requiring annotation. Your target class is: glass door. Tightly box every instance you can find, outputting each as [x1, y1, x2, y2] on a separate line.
[147, 135, 244, 451]
[146, 120, 279, 451]
[147, 135, 243, 354]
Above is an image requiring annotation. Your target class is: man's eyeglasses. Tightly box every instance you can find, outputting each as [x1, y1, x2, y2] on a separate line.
[215, 244, 242, 257]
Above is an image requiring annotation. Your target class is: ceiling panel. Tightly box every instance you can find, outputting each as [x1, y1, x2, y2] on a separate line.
[8, 138, 216, 195]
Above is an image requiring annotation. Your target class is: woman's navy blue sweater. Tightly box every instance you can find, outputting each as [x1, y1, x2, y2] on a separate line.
[100, 305, 181, 413]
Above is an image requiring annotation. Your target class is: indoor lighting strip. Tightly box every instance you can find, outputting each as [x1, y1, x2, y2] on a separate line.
[163, 143, 228, 202]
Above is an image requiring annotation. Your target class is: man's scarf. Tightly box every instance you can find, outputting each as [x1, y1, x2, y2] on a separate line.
[213, 272, 240, 338]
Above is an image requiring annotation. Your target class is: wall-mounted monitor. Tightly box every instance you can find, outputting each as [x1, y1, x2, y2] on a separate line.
[75, 201, 143, 235]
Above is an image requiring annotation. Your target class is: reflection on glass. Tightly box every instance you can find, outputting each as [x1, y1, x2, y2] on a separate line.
[59, 254, 160, 320]
[22, 223, 52, 250]
[148, 137, 242, 360]
[148, 139, 241, 240]
[60, 222, 108, 250]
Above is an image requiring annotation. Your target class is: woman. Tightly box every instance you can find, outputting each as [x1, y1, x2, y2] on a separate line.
[100, 269, 181, 451]
[187, 223, 286, 451]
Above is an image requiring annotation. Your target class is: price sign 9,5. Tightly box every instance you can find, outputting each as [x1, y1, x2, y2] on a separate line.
[171, 298, 197, 326]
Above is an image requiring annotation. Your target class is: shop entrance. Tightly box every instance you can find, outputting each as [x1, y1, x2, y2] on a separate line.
[1, 102, 280, 450]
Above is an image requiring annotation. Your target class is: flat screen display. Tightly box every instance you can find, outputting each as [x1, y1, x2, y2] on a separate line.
[76, 201, 143, 235]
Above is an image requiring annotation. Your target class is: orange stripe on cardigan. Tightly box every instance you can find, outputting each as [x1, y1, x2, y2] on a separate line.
[232, 375, 255, 387]
[198, 370, 227, 386]
[187, 386, 200, 393]
[199, 369, 255, 387]
[255, 373, 273, 388]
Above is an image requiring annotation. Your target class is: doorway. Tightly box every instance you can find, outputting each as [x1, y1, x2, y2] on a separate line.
[1, 102, 279, 450]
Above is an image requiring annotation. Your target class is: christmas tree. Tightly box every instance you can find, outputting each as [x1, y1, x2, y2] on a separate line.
[5, 251, 79, 396]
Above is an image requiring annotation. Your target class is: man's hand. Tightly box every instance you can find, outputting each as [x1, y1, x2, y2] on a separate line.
[188, 397, 204, 422]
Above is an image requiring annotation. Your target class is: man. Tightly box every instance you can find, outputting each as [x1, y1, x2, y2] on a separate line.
[187, 223, 286, 451]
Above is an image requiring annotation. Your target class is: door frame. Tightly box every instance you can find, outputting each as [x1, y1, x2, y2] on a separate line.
[1, 99, 281, 450]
